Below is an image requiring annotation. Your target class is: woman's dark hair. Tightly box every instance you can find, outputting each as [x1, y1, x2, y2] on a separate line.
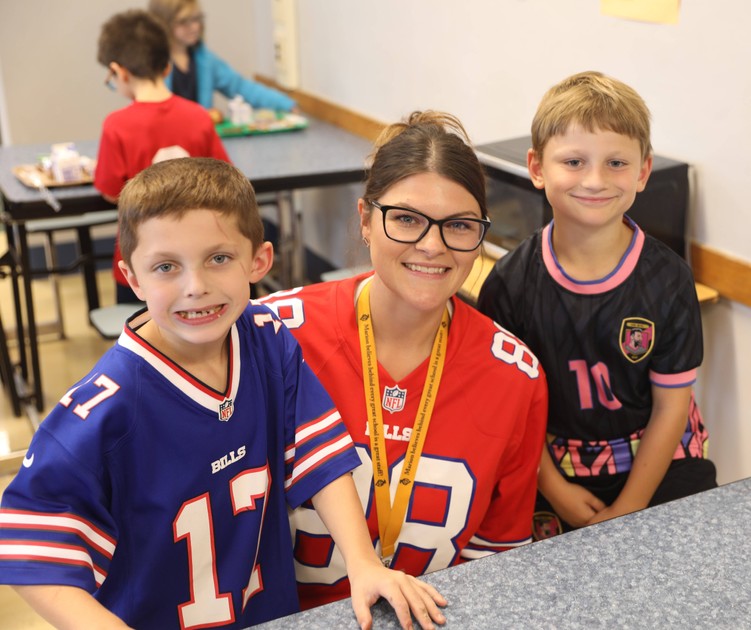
[362, 111, 487, 219]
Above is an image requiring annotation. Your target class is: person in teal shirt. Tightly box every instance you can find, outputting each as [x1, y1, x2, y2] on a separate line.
[148, 0, 296, 114]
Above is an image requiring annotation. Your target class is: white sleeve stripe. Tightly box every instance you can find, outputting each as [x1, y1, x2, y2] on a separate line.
[295, 410, 342, 443]
[0, 542, 106, 586]
[460, 548, 497, 560]
[0, 513, 116, 557]
[285, 410, 345, 462]
[285, 435, 353, 489]
[466, 535, 533, 549]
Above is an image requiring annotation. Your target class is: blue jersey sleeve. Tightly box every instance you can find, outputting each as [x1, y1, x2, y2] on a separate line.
[267, 309, 359, 509]
[0, 360, 132, 590]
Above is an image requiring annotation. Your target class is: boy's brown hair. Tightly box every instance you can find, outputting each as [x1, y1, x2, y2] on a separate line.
[97, 9, 171, 80]
[531, 71, 652, 161]
[118, 158, 264, 268]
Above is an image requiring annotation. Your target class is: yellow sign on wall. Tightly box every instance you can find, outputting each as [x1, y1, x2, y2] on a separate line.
[601, 0, 680, 25]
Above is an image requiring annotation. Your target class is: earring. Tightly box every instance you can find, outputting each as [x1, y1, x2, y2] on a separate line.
[362, 236, 370, 247]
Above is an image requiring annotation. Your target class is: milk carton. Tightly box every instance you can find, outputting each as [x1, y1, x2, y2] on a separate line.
[50, 142, 83, 183]
[228, 96, 253, 125]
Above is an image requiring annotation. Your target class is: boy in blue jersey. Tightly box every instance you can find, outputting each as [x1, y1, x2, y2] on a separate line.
[478, 71, 716, 536]
[0, 158, 446, 629]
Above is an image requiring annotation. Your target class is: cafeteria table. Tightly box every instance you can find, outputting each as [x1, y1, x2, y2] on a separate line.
[256, 476, 751, 629]
[0, 117, 372, 415]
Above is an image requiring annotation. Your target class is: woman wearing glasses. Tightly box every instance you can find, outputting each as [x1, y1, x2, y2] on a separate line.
[260, 111, 548, 610]
[148, 0, 295, 116]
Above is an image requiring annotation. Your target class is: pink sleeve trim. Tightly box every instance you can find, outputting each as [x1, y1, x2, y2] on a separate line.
[650, 368, 697, 388]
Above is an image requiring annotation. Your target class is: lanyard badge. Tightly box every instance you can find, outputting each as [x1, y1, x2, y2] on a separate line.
[356, 279, 449, 560]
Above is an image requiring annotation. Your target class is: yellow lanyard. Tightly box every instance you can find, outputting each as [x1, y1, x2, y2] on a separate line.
[356, 280, 449, 560]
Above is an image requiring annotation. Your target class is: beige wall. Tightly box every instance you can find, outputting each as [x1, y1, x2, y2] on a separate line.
[248, 0, 751, 485]
[0, 0, 257, 145]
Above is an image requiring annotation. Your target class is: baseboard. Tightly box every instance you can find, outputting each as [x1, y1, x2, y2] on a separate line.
[691, 242, 751, 307]
[255, 74, 386, 141]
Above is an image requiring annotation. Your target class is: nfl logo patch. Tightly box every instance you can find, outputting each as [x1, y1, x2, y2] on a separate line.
[382, 385, 406, 414]
[218, 398, 234, 422]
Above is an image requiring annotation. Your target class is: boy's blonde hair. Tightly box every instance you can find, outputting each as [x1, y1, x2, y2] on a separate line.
[531, 71, 652, 161]
[118, 158, 263, 268]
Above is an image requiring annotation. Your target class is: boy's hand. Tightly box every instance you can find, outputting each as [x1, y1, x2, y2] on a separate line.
[348, 559, 447, 630]
[586, 504, 622, 526]
[548, 480, 606, 528]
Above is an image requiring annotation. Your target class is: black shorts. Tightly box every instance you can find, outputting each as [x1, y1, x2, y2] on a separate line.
[533, 457, 717, 539]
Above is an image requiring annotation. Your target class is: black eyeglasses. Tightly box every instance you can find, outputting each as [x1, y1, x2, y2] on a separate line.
[370, 201, 490, 252]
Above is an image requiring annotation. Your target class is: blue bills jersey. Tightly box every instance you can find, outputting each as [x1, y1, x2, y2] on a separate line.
[0, 303, 358, 629]
[478, 219, 709, 477]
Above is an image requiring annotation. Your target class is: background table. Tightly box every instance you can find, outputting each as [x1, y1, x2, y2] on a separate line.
[256, 478, 751, 629]
[0, 117, 372, 414]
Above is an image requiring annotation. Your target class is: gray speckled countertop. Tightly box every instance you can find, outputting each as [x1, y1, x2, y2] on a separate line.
[255, 477, 751, 629]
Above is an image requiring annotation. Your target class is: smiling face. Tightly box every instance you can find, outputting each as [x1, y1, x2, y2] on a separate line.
[528, 124, 652, 232]
[360, 171, 482, 315]
[120, 208, 271, 360]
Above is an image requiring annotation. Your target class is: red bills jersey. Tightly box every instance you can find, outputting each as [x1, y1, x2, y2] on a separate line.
[260, 273, 548, 609]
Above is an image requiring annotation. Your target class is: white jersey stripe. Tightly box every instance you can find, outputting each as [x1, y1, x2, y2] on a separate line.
[466, 534, 532, 550]
[0, 542, 106, 586]
[295, 410, 342, 443]
[118, 323, 240, 414]
[0, 512, 116, 557]
[285, 410, 345, 462]
[460, 548, 496, 560]
[285, 435, 353, 488]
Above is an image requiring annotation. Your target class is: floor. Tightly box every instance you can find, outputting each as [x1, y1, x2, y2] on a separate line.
[1, 233, 115, 628]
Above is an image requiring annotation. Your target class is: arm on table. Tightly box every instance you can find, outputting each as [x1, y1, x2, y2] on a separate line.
[312, 474, 447, 630]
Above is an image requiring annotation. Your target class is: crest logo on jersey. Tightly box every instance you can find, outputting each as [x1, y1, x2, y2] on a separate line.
[382, 385, 406, 413]
[620, 317, 655, 363]
[218, 398, 234, 422]
[532, 511, 563, 541]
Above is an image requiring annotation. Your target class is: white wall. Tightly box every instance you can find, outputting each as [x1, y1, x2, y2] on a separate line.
[0, 0, 257, 144]
[0, 1, 748, 483]
[249, 0, 750, 484]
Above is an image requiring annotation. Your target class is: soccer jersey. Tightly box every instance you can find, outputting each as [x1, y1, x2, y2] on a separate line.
[0, 303, 358, 629]
[260, 273, 548, 609]
[94, 95, 230, 287]
[477, 218, 710, 478]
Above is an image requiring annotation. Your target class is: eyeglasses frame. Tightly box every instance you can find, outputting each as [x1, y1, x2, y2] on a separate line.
[369, 200, 491, 252]
[174, 12, 205, 28]
[104, 67, 117, 92]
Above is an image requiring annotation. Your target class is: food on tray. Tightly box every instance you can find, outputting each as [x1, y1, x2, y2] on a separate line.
[207, 107, 224, 124]
[13, 143, 96, 189]
[214, 110, 308, 138]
